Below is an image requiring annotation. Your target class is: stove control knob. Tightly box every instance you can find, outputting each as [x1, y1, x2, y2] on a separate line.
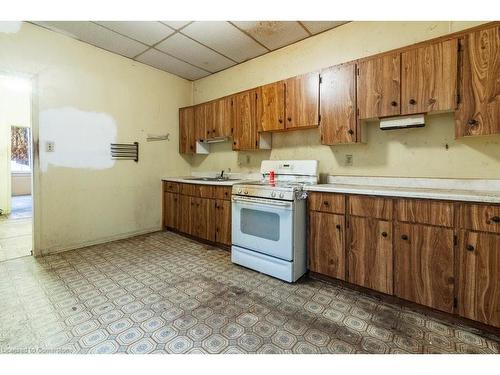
[279, 192, 284, 199]
[244, 190, 248, 195]
[271, 191, 276, 198]
[237, 188, 242, 194]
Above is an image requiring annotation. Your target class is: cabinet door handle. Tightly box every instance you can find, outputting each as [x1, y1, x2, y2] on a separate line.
[287, 117, 292, 122]
[401, 234, 408, 240]
[466, 244, 474, 252]
[490, 216, 500, 223]
[323, 201, 329, 206]
[467, 119, 478, 126]
[278, 118, 283, 124]
[347, 129, 354, 135]
[336, 224, 341, 230]
[390, 101, 398, 107]
[409, 99, 416, 105]
[381, 231, 388, 238]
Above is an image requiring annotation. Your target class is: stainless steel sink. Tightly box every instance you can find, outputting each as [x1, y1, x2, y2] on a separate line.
[184, 177, 240, 182]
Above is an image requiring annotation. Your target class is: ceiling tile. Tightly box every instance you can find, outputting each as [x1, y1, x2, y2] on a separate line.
[135, 49, 209, 80]
[181, 21, 268, 63]
[231, 21, 309, 50]
[300, 21, 348, 34]
[95, 21, 174, 45]
[160, 21, 191, 30]
[156, 33, 235, 72]
[34, 21, 148, 58]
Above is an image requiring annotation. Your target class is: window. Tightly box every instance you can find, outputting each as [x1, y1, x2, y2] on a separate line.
[11, 126, 31, 173]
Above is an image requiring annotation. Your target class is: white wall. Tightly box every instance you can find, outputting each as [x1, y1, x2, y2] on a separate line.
[0, 22, 193, 254]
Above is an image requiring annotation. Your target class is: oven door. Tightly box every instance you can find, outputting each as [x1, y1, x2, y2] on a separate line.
[232, 195, 294, 261]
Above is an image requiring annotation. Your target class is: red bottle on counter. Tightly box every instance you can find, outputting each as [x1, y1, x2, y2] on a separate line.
[269, 170, 275, 185]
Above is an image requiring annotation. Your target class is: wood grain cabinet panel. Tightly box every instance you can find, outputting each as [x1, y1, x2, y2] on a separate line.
[357, 54, 401, 119]
[348, 217, 393, 294]
[396, 198, 454, 227]
[164, 181, 180, 194]
[456, 26, 500, 137]
[394, 223, 455, 313]
[308, 192, 345, 214]
[179, 107, 195, 154]
[195, 198, 215, 242]
[260, 81, 285, 132]
[309, 212, 346, 280]
[348, 195, 393, 220]
[458, 231, 500, 327]
[233, 88, 260, 150]
[215, 186, 232, 201]
[194, 103, 212, 142]
[163, 192, 179, 230]
[213, 96, 234, 138]
[458, 203, 500, 234]
[178, 195, 192, 235]
[320, 64, 358, 145]
[285, 72, 320, 129]
[215, 200, 231, 245]
[402, 39, 458, 115]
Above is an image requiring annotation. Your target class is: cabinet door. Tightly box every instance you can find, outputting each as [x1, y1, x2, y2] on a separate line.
[357, 54, 401, 119]
[215, 200, 231, 245]
[285, 72, 320, 129]
[194, 103, 207, 142]
[320, 64, 358, 145]
[260, 81, 285, 132]
[196, 198, 215, 242]
[163, 192, 179, 230]
[179, 195, 192, 235]
[402, 39, 458, 115]
[233, 89, 259, 150]
[394, 223, 455, 313]
[179, 107, 195, 154]
[458, 231, 500, 327]
[308, 212, 346, 280]
[213, 96, 233, 138]
[456, 26, 500, 137]
[348, 217, 393, 294]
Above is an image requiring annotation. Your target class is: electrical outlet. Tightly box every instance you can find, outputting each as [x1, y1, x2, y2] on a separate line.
[345, 154, 353, 166]
[45, 141, 55, 152]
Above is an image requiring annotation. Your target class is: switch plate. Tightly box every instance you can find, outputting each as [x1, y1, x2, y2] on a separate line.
[46, 141, 55, 152]
[345, 154, 353, 166]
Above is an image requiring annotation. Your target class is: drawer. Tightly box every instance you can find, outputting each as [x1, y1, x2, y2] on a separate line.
[215, 186, 232, 201]
[348, 195, 393, 220]
[458, 203, 500, 233]
[308, 192, 345, 214]
[180, 183, 199, 196]
[396, 198, 454, 227]
[199, 185, 215, 199]
[164, 181, 179, 193]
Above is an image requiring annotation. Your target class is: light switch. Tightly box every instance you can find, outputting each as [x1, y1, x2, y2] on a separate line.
[46, 141, 55, 152]
[345, 154, 353, 166]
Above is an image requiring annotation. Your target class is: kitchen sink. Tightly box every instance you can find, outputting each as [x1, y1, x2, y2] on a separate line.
[184, 177, 240, 182]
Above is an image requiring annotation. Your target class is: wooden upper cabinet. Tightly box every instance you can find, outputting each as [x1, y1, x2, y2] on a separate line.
[260, 81, 285, 132]
[179, 106, 195, 154]
[320, 64, 358, 145]
[233, 88, 260, 150]
[194, 103, 210, 142]
[456, 26, 500, 138]
[402, 39, 458, 115]
[285, 72, 320, 129]
[458, 231, 500, 328]
[357, 54, 401, 119]
[213, 96, 234, 138]
[394, 223, 455, 313]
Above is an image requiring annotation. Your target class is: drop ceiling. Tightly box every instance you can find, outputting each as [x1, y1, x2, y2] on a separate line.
[31, 21, 348, 81]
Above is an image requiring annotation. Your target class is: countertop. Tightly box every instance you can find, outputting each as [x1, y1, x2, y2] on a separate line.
[304, 176, 500, 204]
[162, 172, 260, 186]
[162, 176, 249, 186]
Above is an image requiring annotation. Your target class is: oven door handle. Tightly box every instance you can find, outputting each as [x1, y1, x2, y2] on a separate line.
[232, 196, 293, 208]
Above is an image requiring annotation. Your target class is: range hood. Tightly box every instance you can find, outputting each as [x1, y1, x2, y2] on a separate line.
[380, 114, 425, 130]
[195, 137, 230, 154]
[201, 136, 229, 144]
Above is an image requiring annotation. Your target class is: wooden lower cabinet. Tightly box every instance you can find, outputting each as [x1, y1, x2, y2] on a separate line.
[308, 211, 345, 280]
[394, 223, 455, 313]
[179, 195, 193, 235]
[458, 231, 500, 327]
[347, 217, 393, 294]
[163, 192, 179, 230]
[215, 200, 231, 246]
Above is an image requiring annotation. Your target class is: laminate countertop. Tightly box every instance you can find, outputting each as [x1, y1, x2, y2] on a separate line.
[162, 172, 259, 186]
[304, 176, 500, 204]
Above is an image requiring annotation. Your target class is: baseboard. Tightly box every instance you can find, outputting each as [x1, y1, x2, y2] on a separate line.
[38, 226, 162, 256]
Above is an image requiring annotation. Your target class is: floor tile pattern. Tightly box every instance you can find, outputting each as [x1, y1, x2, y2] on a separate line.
[0, 231, 499, 354]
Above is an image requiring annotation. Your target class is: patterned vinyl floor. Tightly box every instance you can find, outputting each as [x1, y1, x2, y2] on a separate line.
[0, 231, 498, 354]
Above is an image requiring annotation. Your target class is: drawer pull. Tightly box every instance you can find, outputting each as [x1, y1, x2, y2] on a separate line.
[336, 224, 341, 230]
[466, 244, 474, 252]
[381, 231, 388, 238]
[490, 216, 500, 223]
[347, 129, 354, 135]
[409, 99, 416, 105]
[323, 201, 329, 206]
[401, 234, 408, 240]
[391, 101, 398, 107]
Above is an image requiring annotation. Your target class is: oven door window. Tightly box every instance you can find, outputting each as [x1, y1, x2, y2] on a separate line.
[240, 208, 280, 241]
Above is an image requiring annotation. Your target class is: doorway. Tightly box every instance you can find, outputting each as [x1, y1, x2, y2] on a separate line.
[0, 74, 33, 261]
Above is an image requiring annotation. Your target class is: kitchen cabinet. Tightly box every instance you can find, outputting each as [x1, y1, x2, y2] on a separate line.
[179, 106, 195, 154]
[194, 197, 216, 242]
[456, 25, 500, 137]
[357, 53, 401, 119]
[179, 194, 193, 235]
[163, 192, 179, 230]
[458, 203, 500, 234]
[457, 231, 500, 327]
[394, 223, 455, 313]
[401, 39, 458, 115]
[285, 72, 320, 130]
[348, 195, 393, 220]
[308, 211, 345, 280]
[396, 198, 454, 227]
[194, 102, 212, 142]
[215, 200, 231, 246]
[320, 64, 358, 145]
[347, 217, 393, 294]
[260, 81, 285, 132]
[212, 96, 234, 138]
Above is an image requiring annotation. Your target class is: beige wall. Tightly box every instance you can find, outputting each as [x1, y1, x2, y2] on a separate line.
[0, 22, 193, 254]
[191, 21, 500, 180]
